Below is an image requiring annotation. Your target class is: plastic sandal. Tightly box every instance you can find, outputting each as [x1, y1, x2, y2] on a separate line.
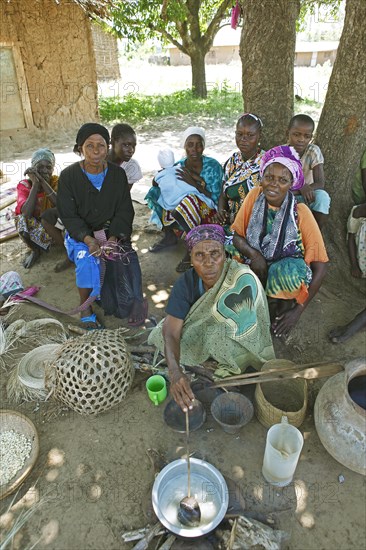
[80, 313, 104, 330]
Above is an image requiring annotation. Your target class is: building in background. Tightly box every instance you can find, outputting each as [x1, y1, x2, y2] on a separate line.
[0, 0, 116, 153]
[168, 24, 339, 67]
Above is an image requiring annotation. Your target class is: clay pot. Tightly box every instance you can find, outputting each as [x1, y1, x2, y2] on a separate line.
[314, 357, 366, 475]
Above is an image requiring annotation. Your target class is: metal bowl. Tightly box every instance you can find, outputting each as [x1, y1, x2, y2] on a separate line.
[163, 398, 206, 433]
[152, 458, 229, 538]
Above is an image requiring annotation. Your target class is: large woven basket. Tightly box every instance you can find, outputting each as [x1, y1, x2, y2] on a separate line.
[254, 359, 307, 428]
[46, 329, 134, 416]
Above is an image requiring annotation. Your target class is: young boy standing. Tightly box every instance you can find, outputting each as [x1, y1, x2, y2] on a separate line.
[287, 114, 330, 229]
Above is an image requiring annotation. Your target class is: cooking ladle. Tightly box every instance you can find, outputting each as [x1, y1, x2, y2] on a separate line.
[177, 409, 201, 527]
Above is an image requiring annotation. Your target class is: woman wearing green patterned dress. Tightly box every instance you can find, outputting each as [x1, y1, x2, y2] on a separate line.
[232, 145, 329, 339]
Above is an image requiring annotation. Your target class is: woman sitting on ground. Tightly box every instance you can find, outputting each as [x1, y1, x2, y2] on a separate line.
[14, 148, 69, 269]
[149, 224, 275, 411]
[57, 123, 147, 329]
[232, 145, 329, 339]
[215, 113, 265, 258]
[146, 126, 223, 272]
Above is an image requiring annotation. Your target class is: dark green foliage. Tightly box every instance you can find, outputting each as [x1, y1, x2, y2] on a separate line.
[99, 88, 244, 125]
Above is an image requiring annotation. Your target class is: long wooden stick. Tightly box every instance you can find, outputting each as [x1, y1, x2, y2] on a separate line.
[185, 410, 191, 498]
[214, 363, 343, 388]
[213, 361, 343, 384]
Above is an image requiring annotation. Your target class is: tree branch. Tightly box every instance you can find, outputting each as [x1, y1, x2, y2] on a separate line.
[186, 0, 202, 44]
[159, 27, 188, 54]
[203, 0, 233, 50]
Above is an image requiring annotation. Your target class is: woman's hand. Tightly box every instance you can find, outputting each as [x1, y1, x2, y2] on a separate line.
[25, 167, 55, 201]
[162, 314, 194, 411]
[170, 368, 195, 412]
[84, 236, 101, 257]
[24, 167, 41, 188]
[300, 184, 315, 204]
[103, 236, 118, 256]
[272, 305, 303, 338]
[250, 252, 268, 286]
[176, 167, 204, 190]
[212, 209, 229, 225]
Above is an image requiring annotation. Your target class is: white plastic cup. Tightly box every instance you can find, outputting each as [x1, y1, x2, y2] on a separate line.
[262, 416, 304, 487]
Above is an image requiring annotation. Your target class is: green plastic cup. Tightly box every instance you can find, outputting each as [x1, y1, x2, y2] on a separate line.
[146, 375, 167, 406]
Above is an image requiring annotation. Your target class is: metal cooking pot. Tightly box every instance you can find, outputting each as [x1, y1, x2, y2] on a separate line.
[152, 458, 229, 538]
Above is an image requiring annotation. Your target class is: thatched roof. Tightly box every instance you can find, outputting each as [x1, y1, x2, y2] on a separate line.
[71, 0, 112, 19]
[4, 0, 113, 19]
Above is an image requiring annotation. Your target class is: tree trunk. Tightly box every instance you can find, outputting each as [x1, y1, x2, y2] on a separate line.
[190, 48, 208, 98]
[240, 0, 300, 149]
[316, 0, 366, 279]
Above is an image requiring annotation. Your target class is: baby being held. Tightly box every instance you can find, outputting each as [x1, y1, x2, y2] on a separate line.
[154, 147, 216, 211]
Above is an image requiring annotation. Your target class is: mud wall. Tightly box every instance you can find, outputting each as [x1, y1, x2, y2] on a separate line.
[0, 0, 99, 134]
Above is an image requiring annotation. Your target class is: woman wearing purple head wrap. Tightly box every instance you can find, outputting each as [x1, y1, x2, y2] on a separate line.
[148, 223, 274, 411]
[232, 145, 329, 339]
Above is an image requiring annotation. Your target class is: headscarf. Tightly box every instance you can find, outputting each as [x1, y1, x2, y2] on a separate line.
[181, 126, 205, 148]
[186, 224, 225, 252]
[75, 123, 110, 150]
[157, 148, 175, 168]
[31, 148, 55, 168]
[260, 145, 304, 191]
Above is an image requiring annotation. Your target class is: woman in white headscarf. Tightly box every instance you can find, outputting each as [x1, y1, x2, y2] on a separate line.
[146, 126, 223, 272]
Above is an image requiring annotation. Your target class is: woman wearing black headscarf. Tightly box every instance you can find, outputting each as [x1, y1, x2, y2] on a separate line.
[57, 123, 147, 329]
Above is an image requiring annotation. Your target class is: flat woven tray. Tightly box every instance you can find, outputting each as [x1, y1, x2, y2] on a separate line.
[0, 410, 39, 500]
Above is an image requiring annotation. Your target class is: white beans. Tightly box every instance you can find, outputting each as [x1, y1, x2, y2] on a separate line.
[0, 430, 32, 485]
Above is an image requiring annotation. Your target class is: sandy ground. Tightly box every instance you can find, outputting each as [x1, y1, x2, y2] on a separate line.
[0, 122, 365, 550]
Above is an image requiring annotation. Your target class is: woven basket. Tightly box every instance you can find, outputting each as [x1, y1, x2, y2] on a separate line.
[254, 359, 307, 428]
[6, 344, 62, 403]
[46, 329, 134, 416]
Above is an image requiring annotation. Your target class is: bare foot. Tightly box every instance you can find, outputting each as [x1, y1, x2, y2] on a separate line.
[54, 257, 73, 273]
[23, 249, 41, 269]
[128, 299, 147, 326]
[329, 309, 366, 344]
[329, 326, 353, 344]
[149, 232, 178, 252]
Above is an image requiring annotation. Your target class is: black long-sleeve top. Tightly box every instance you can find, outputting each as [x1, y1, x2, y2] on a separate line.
[57, 161, 134, 242]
